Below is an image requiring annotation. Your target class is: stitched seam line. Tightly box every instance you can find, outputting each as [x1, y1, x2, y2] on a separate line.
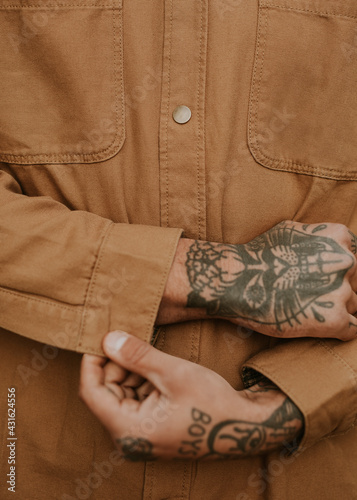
[261, 3, 357, 21]
[317, 340, 357, 384]
[181, 463, 187, 500]
[248, 3, 267, 170]
[163, 0, 173, 228]
[77, 222, 113, 349]
[195, 0, 204, 241]
[315, 341, 357, 436]
[253, 5, 269, 166]
[0, 6, 123, 162]
[145, 461, 155, 500]
[0, 4, 121, 8]
[0, 286, 78, 311]
[144, 229, 183, 343]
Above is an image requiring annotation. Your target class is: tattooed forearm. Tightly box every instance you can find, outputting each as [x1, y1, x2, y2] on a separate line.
[178, 397, 304, 460]
[185, 222, 354, 333]
[116, 436, 156, 461]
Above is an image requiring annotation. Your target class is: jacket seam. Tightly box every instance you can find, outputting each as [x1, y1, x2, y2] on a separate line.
[163, 0, 173, 229]
[317, 340, 357, 385]
[77, 222, 114, 350]
[0, 4, 121, 9]
[0, 286, 78, 311]
[195, 0, 204, 241]
[261, 3, 357, 21]
[143, 229, 183, 344]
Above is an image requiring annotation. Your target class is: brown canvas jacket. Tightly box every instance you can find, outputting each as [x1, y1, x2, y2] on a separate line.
[1, 0, 357, 498]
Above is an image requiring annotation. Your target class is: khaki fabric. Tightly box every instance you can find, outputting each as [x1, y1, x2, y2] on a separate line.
[0, 0, 357, 498]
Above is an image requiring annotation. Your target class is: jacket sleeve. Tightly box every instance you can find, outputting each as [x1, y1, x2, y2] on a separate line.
[0, 169, 182, 354]
[242, 337, 357, 451]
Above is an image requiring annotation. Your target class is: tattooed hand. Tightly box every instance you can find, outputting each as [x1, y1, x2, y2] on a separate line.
[185, 221, 357, 340]
[79, 331, 303, 460]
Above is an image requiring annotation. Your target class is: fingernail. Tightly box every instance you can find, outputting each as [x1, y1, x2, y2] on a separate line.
[105, 331, 129, 353]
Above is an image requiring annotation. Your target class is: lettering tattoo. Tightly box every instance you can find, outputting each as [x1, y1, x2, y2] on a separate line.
[178, 397, 304, 459]
[178, 408, 212, 457]
[116, 436, 156, 461]
[185, 223, 354, 332]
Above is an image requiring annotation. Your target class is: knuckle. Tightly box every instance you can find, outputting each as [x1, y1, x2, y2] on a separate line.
[325, 315, 345, 335]
[336, 223, 348, 234]
[340, 331, 354, 342]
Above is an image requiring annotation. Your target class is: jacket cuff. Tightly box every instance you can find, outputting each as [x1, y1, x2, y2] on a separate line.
[77, 223, 183, 354]
[242, 338, 357, 451]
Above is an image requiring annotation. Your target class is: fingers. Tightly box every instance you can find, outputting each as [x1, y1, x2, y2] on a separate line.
[80, 354, 138, 434]
[103, 361, 127, 400]
[136, 380, 156, 401]
[103, 331, 177, 392]
[349, 261, 357, 292]
[347, 291, 357, 315]
[347, 315, 357, 339]
[121, 372, 145, 399]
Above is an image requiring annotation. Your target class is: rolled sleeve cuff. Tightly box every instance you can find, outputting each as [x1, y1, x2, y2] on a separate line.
[77, 223, 183, 354]
[242, 338, 357, 452]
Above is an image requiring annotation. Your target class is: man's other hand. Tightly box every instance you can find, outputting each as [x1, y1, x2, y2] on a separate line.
[181, 221, 357, 340]
[79, 331, 303, 461]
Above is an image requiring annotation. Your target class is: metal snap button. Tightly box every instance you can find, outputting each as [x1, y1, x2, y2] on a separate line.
[172, 105, 192, 124]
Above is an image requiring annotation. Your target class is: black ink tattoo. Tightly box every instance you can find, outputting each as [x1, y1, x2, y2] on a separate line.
[177, 408, 211, 457]
[178, 397, 304, 460]
[186, 223, 354, 332]
[348, 230, 357, 255]
[116, 436, 156, 461]
[207, 398, 303, 458]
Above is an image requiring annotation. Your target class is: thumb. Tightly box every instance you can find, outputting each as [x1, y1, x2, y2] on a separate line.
[102, 331, 172, 391]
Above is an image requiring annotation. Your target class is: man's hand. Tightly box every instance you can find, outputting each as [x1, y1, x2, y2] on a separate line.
[157, 221, 357, 340]
[79, 331, 303, 461]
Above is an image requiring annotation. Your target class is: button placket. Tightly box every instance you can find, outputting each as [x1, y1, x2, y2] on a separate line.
[158, 0, 208, 241]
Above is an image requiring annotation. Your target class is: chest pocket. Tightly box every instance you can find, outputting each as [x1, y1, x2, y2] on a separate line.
[0, 0, 124, 164]
[248, 0, 357, 180]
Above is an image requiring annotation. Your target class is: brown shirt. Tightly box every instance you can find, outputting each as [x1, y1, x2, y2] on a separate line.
[1, 0, 357, 498]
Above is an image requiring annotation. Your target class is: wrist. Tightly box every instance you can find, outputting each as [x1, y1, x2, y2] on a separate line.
[155, 237, 243, 326]
[156, 238, 208, 325]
